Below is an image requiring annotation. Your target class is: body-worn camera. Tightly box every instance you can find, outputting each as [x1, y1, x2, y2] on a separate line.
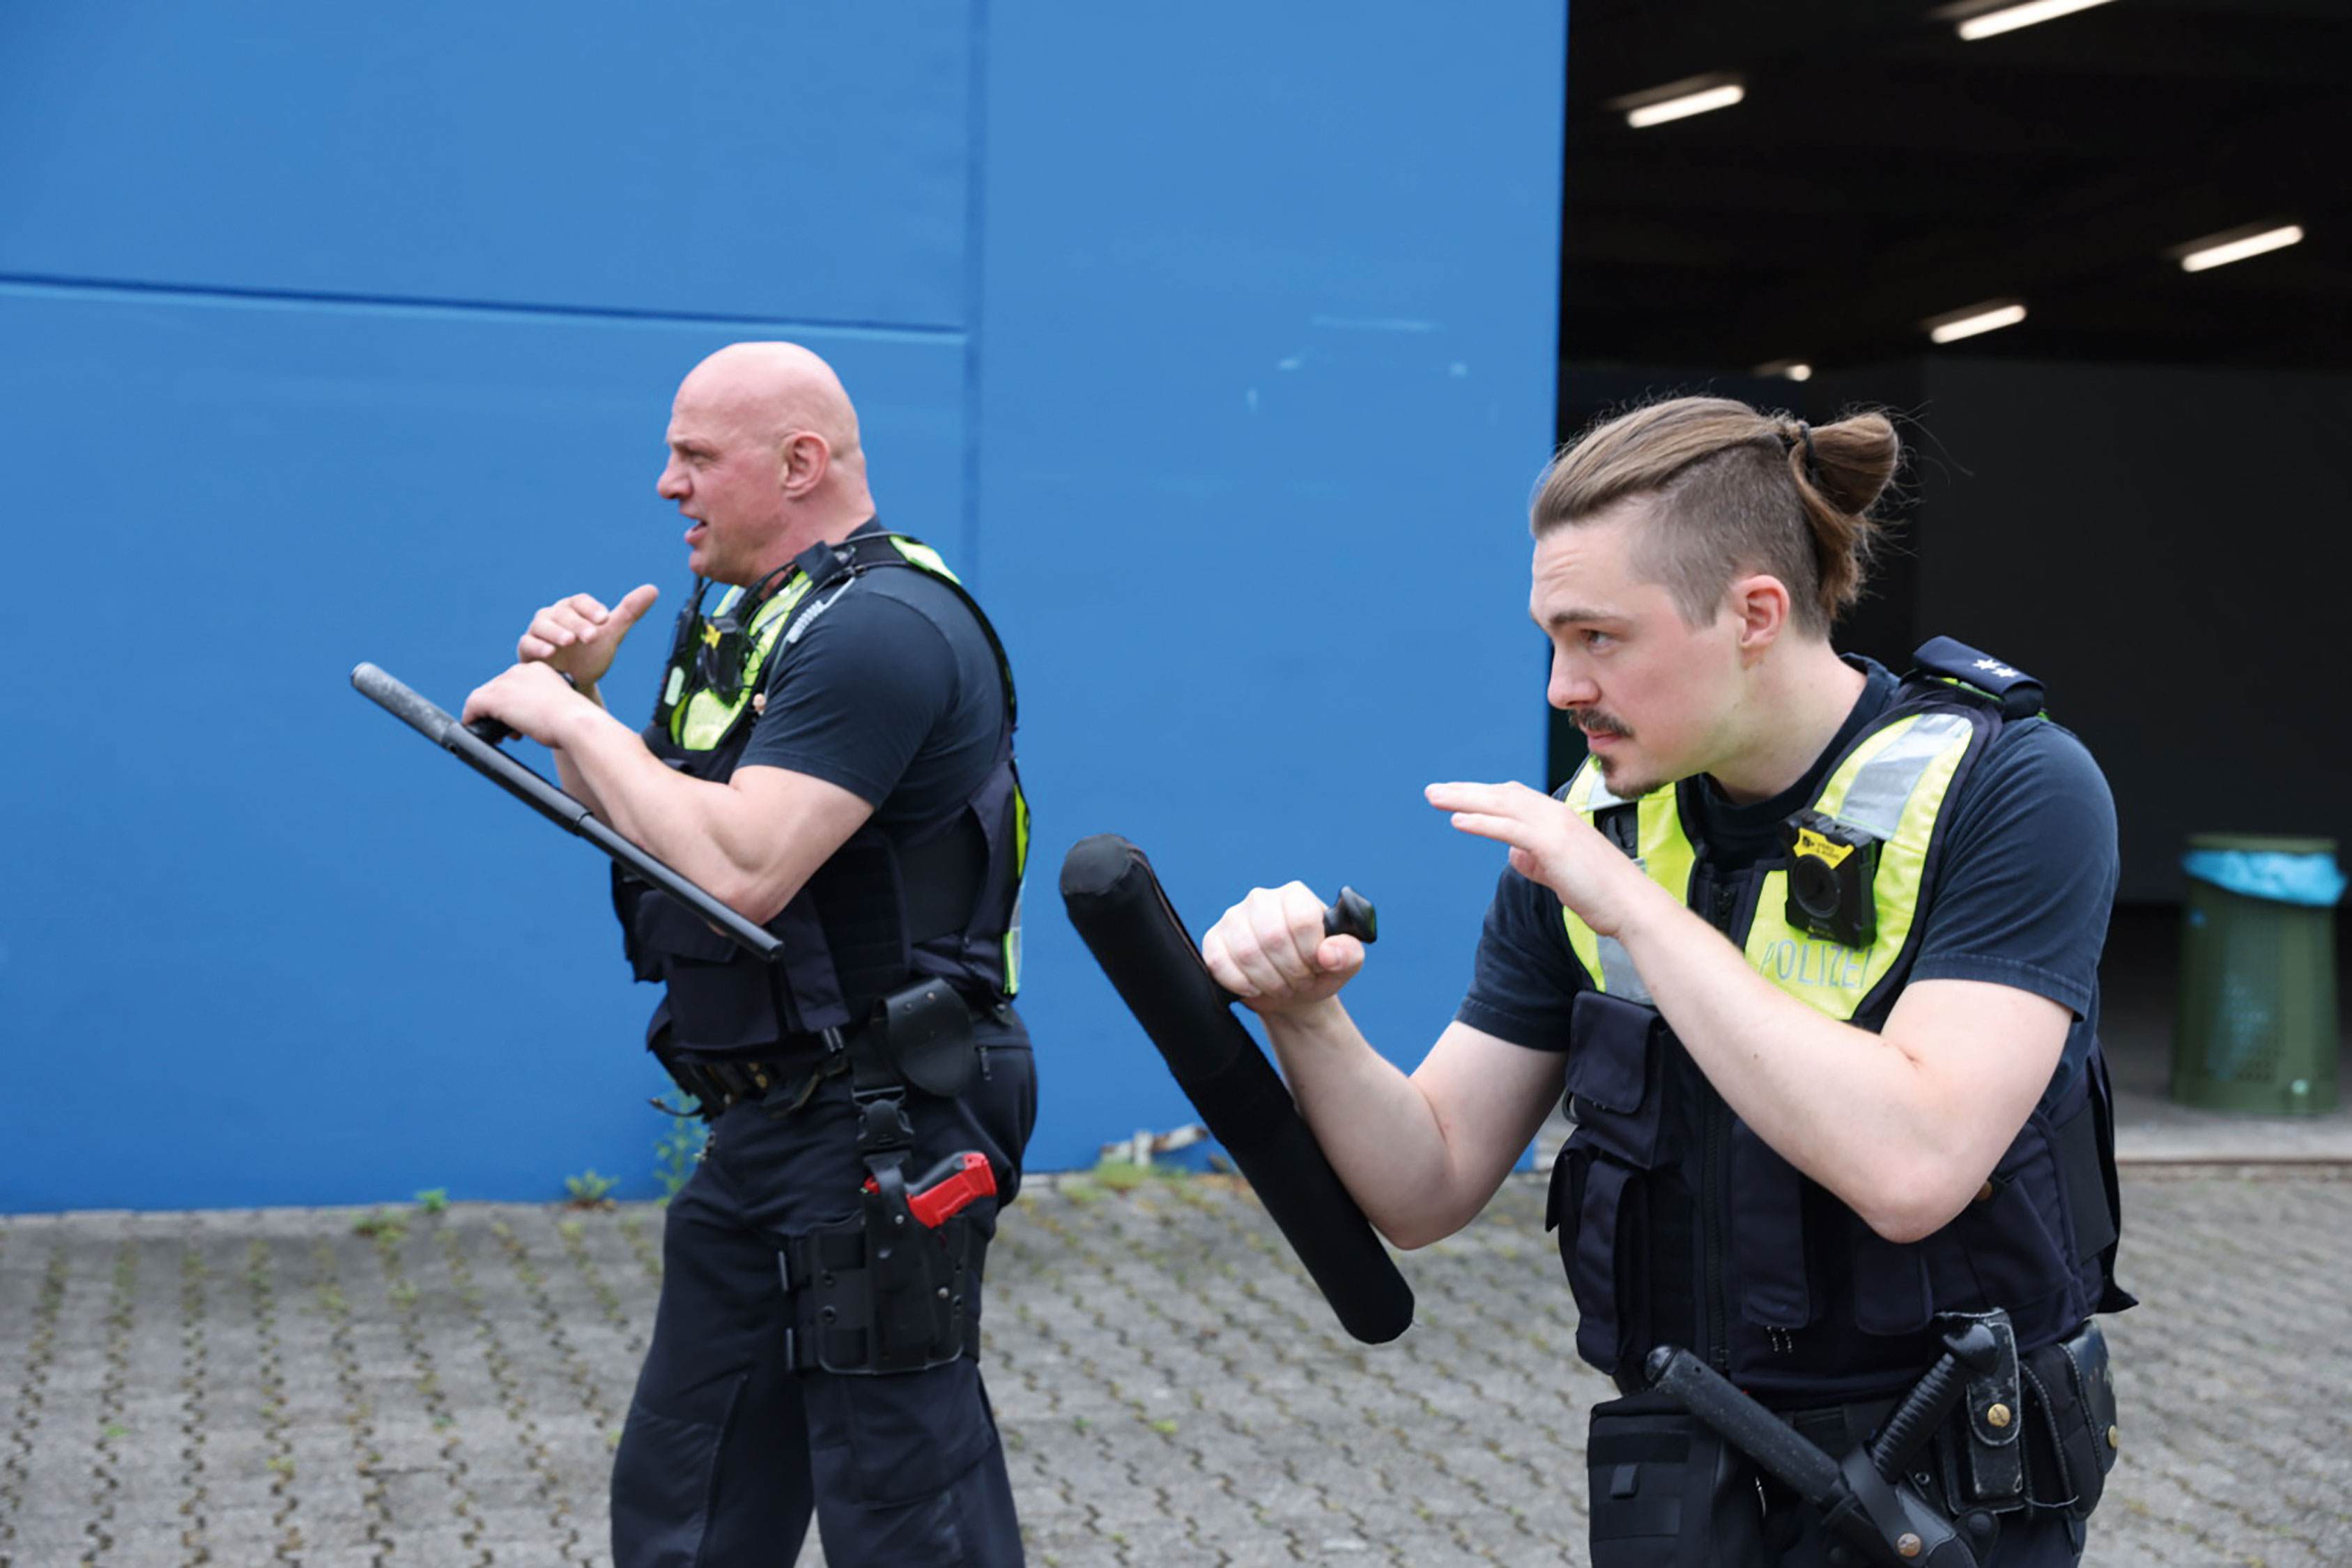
[1783, 808, 1879, 948]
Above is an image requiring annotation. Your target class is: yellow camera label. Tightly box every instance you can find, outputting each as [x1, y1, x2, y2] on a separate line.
[1794, 827, 1854, 868]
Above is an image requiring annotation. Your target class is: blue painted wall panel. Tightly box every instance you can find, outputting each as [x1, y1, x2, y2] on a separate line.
[979, 2, 1567, 1167]
[0, 2, 971, 326]
[0, 0, 1565, 1208]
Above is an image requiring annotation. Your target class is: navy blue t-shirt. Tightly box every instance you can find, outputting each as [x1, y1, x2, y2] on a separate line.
[1455, 655, 2120, 1098]
[734, 525, 1008, 829]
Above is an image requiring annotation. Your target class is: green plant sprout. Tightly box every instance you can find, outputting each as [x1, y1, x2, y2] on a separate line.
[564, 1169, 618, 1208]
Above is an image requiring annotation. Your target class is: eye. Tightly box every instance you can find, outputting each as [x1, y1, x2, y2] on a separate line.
[1582, 629, 1615, 650]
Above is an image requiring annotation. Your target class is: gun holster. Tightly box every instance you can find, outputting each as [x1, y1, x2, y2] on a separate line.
[779, 1208, 982, 1375]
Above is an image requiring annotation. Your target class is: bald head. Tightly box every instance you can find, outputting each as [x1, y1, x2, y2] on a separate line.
[679, 342, 866, 475]
[657, 341, 877, 583]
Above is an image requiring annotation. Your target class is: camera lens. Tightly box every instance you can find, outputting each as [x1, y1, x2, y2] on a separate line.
[1790, 855, 1840, 917]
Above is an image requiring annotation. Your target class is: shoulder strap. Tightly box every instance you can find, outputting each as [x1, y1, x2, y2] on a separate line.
[771, 529, 1020, 727]
[1903, 636, 2045, 721]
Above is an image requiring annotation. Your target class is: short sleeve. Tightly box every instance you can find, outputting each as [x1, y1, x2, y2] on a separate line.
[737, 589, 958, 807]
[1907, 718, 2120, 1017]
[1454, 863, 1595, 1051]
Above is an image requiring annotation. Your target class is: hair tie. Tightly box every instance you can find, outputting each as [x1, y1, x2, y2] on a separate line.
[1792, 420, 1819, 487]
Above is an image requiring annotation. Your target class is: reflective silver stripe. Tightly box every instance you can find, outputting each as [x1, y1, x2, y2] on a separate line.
[1836, 711, 1972, 839]
[1597, 933, 1651, 1003]
[782, 577, 857, 649]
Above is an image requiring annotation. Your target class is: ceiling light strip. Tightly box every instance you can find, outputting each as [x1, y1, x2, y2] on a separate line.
[1625, 84, 1745, 128]
[2179, 225, 2304, 272]
[1956, 0, 2116, 42]
[1927, 303, 2027, 344]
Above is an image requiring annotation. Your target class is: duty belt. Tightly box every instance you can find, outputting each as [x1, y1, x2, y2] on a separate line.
[665, 1036, 847, 1118]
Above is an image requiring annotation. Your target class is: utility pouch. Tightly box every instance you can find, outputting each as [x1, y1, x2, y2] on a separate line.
[1950, 1310, 2026, 1512]
[2020, 1319, 2119, 1522]
[781, 1212, 982, 1376]
[868, 976, 977, 1096]
[1585, 1392, 1767, 1568]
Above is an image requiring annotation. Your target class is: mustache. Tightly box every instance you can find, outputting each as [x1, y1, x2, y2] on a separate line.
[1577, 712, 1631, 740]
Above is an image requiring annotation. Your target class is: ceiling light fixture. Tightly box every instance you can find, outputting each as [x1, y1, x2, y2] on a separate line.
[1926, 301, 2027, 344]
[1610, 74, 1746, 130]
[2176, 223, 2305, 272]
[1951, 0, 2116, 42]
[1754, 360, 1813, 382]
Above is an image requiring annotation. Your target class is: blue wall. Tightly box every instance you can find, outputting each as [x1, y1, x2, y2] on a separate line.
[0, 1, 1565, 1210]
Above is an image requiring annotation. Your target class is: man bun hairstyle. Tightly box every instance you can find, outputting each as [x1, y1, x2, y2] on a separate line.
[1530, 397, 1900, 636]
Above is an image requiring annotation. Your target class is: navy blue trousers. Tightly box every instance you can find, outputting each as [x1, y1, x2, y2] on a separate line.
[611, 1033, 1034, 1567]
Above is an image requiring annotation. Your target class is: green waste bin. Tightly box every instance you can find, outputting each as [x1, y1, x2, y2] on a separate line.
[2171, 833, 2342, 1114]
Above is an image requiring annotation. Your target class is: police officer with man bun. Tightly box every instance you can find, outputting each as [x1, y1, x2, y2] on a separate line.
[1202, 397, 2128, 1567]
[464, 341, 1033, 1567]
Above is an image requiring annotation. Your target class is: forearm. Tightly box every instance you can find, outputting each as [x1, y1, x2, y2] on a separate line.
[548, 704, 801, 919]
[548, 679, 615, 822]
[1259, 1006, 1530, 1250]
[1610, 886, 2004, 1236]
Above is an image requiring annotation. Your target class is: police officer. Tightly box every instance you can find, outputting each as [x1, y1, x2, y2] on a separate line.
[464, 341, 1033, 1567]
[1201, 397, 2128, 1567]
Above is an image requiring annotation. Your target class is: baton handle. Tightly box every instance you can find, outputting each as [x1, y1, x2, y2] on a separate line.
[351, 661, 781, 962]
[1869, 1317, 2004, 1479]
[1645, 1347, 1846, 1502]
[1323, 887, 1378, 944]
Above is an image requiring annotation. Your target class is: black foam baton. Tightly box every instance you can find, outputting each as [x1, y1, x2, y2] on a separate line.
[350, 661, 781, 962]
[1059, 833, 1414, 1344]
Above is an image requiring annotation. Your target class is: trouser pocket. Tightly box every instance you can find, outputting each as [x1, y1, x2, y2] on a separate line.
[804, 1355, 996, 1508]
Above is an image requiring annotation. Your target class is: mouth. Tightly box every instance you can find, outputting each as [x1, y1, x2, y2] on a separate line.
[1578, 716, 1631, 748]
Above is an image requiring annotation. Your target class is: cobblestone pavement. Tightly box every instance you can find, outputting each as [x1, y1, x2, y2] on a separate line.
[3, 1166, 2348, 1567]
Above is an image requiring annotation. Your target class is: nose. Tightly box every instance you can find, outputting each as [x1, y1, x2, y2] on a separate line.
[656, 456, 687, 501]
[1548, 647, 1596, 712]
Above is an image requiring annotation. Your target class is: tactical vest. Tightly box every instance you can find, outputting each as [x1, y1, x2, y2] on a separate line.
[615, 527, 1029, 1056]
[1546, 638, 2132, 1403]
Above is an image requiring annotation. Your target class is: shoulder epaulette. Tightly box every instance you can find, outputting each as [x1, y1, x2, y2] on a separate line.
[1905, 635, 2045, 721]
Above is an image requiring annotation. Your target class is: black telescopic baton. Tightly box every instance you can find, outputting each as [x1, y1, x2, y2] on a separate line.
[349, 661, 781, 962]
[1059, 832, 1414, 1344]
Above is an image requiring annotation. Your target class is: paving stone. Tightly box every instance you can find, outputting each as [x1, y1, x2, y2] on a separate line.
[4, 1165, 2351, 1565]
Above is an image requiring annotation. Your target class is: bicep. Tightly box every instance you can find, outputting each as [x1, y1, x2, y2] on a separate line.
[1909, 724, 2116, 1013]
[1410, 1021, 1571, 1199]
[1881, 978, 2071, 1174]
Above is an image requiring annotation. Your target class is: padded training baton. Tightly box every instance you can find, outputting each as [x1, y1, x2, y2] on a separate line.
[1059, 833, 1414, 1344]
[350, 661, 781, 962]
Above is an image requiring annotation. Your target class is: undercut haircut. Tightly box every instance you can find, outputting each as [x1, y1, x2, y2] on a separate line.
[1530, 397, 1900, 636]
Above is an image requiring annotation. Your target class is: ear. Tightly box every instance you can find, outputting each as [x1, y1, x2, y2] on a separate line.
[776, 430, 832, 498]
[1725, 572, 1792, 663]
